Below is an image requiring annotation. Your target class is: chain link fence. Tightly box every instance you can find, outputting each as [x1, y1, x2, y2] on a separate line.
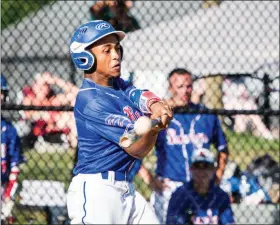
[1, 0, 279, 224]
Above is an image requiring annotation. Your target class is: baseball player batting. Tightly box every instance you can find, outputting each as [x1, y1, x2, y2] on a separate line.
[66, 20, 173, 224]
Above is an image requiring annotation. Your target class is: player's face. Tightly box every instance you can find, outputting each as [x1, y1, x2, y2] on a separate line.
[90, 34, 122, 78]
[169, 73, 193, 106]
[191, 162, 215, 186]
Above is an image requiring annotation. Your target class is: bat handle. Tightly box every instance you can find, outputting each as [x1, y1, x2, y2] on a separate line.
[151, 117, 161, 127]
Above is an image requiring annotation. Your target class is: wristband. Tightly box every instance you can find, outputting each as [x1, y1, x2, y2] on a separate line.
[139, 91, 161, 114]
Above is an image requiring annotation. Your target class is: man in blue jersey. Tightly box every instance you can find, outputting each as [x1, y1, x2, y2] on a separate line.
[1, 75, 25, 223]
[140, 68, 229, 223]
[167, 148, 235, 224]
[66, 20, 173, 224]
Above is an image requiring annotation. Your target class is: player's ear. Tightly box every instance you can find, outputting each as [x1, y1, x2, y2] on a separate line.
[168, 86, 175, 97]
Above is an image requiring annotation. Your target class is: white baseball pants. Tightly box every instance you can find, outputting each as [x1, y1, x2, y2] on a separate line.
[67, 172, 159, 224]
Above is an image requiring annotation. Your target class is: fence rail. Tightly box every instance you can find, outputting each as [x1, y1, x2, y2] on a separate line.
[2, 104, 280, 116]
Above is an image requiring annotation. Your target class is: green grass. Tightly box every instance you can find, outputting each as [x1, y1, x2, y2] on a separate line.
[225, 129, 279, 170]
[13, 147, 75, 224]
[19, 148, 75, 188]
[12, 206, 47, 225]
[1, 0, 54, 30]
[11, 131, 279, 223]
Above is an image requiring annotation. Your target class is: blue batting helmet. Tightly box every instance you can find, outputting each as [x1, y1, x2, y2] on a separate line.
[70, 20, 126, 71]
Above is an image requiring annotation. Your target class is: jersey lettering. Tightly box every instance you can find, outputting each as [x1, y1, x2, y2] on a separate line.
[105, 114, 130, 127]
[123, 106, 141, 121]
[192, 209, 219, 224]
[166, 128, 209, 146]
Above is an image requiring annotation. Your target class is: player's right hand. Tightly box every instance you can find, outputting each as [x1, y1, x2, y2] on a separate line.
[149, 101, 173, 131]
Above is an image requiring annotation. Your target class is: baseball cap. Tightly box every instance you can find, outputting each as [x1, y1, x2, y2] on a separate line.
[191, 148, 215, 165]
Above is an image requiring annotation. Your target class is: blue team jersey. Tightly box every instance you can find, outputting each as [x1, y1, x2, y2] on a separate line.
[73, 78, 144, 178]
[155, 103, 227, 182]
[1, 118, 24, 183]
[128, 159, 142, 181]
[167, 181, 235, 225]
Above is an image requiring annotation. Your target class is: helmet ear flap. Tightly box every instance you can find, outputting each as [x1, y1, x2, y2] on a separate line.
[85, 50, 97, 73]
[71, 51, 95, 71]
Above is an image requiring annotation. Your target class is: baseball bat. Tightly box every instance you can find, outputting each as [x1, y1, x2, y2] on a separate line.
[119, 116, 161, 148]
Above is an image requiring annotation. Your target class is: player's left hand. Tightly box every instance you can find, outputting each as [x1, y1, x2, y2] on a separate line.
[214, 169, 223, 185]
[149, 101, 173, 131]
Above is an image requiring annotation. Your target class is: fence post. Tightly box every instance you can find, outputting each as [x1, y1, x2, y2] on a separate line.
[263, 73, 271, 129]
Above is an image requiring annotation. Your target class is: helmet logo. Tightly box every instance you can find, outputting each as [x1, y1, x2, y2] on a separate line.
[95, 23, 110, 30]
[79, 27, 88, 34]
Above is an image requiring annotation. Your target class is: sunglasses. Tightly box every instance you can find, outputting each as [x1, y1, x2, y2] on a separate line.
[191, 162, 214, 169]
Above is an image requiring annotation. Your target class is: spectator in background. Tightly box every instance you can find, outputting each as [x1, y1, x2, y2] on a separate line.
[22, 72, 78, 148]
[167, 148, 235, 225]
[1, 75, 25, 224]
[191, 76, 224, 110]
[89, 0, 140, 33]
[192, 76, 276, 140]
[139, 68, 229, 224]
[222, 77, 275, 140]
